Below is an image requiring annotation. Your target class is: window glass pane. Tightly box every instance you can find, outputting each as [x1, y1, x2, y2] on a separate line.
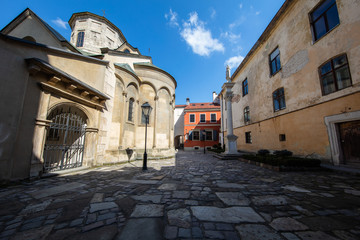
[314, 17, 327, 40]
[274, 99, 280, 111]
[276, 56, 281, 71]
[280, 96, 286, 109]
[271, 60, 277, 74]
[200, 114, 205, 122]
[190, 115, 195, 122]
[270, 48, 279, 60]
[322, 73, 335, 94]
[320, 62, 332, 75]
[333, 55, 347, 68]
[128, 99, 133, 121]
[206, 131, 212, 140]
[326, 5, 340, 30]
[279, 88, 284, 95]
[335, 66, 351, 90]
[273, 91, 278, 99]
[211, 114, 216, 122]
[76, 32, 84, 47]
[193, 131, 199, 140]
[312, 0, 334, 20]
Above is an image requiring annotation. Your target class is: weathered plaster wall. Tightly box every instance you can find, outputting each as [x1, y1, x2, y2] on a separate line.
[174, 107, 185, 137]
[222, 0, 360, 162]
[7, 15, 66, 50]
[235, 93, 360, 159]
[0, 36, 109, 180]
[70, 16, 124, 54]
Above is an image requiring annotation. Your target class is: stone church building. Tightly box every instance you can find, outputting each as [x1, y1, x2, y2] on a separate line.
[0, 9, 176, 181]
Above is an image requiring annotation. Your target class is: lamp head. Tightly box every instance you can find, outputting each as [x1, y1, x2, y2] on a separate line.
[141, 102, 152, 117]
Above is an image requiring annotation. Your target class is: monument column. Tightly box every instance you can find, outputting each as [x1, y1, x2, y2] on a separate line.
[222, 66, 238, 155]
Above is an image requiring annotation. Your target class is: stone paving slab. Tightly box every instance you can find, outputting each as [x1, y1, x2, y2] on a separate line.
[116, 218, 163, 240]
[236, 224, 283, 240]
[130, 204, 164, 218]
[0, 151, 360, 240]
[215, 192, 250, 206]
[191, 206, 265, 223]
[30, 182, 86, 199]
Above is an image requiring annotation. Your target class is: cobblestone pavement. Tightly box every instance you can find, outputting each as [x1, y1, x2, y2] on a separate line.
[1, 151, 360, 240]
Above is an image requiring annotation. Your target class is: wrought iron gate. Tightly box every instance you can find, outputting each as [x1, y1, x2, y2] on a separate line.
[43, 110, 87, 172]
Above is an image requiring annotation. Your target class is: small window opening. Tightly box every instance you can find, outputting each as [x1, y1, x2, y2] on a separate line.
[279, 134, 286, 142]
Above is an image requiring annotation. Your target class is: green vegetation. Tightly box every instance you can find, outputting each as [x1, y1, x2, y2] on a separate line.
[242, 149, 321, 168]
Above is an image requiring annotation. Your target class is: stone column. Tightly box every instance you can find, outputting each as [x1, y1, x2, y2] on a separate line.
[222, 66, 238, 154]
[152, 96, 158, 149]
[30, 91, 51, 177]
[119, 91, 127, 148]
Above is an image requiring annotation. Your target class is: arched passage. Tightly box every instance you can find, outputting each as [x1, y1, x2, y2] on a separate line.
[43, 105, 88, 172]
[174, 135, 184, 149]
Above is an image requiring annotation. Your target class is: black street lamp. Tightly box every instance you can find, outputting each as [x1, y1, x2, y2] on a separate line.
[141, 102, 152, 171]
[202, 130, 206, 154]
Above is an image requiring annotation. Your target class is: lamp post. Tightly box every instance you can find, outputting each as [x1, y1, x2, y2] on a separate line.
[141, 102, 152, 171]
[202, 130, 206, 154]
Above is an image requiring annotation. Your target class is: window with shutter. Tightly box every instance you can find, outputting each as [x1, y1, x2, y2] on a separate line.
[213, 130, 218, 141]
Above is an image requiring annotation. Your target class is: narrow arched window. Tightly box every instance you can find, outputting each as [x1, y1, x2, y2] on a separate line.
[273, 88, 286, 112]
[124, 49, 130, 53]
[128, 98, 134, 122]
[76, 31, 85, 47]
[244, 106, 250, 123]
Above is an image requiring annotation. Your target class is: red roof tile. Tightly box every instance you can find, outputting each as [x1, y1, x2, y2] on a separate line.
[184, 102, 220, 110]
[175, 104, 187, 108]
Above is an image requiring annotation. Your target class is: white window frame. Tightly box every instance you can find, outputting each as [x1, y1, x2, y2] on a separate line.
[189, 114, 195, 123]
[200, 114, 206, 123]
[210, 113, 217, 123]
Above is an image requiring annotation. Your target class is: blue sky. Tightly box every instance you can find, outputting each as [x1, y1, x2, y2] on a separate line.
[2, 0, 285, 105]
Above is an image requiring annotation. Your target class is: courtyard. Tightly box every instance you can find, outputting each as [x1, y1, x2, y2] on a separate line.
[0, 151, 360, 240]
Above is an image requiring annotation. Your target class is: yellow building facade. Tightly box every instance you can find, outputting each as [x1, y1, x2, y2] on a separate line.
[220, 0, 360, 167]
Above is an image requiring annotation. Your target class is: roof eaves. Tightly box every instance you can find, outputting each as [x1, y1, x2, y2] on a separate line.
[0, 33, 109, 65]
[134, 62, 177, 88]
[26, 57, 109, 100]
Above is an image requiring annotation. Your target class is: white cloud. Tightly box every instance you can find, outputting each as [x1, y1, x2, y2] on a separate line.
[180, 12, 224, 57]
[225, 55, 244, 70]
[239, 3, 243, 9]
[52, 17, 68, 30]
[221, 31, 241, 44]
[256, 11, 261, 15]
[229, 15, 246, 29]
[210, 8, 216, 19]
[165, 9, 179, 27]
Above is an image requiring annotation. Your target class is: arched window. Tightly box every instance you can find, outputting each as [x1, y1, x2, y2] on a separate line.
[128, 98, 134, 122]
[124, 49, 130, 53]
[244, 106, 250, 123]
[76, 31, 85, 47]
[273, 88, 286, 112]
[23, 36, 36, 43]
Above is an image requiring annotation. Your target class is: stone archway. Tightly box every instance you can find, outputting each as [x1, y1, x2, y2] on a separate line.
[43, 105, 88, 172]
[174, 135, 183, 149]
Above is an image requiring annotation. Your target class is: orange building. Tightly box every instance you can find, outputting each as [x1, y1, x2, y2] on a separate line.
[183, 99, 221, 151]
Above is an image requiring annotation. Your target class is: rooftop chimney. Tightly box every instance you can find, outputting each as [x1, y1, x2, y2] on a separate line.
[186, 98, 190, 105]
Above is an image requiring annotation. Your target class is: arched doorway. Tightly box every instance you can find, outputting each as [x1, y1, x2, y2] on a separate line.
[174, 135, 183, 149]
[43, 105, 88, 172]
